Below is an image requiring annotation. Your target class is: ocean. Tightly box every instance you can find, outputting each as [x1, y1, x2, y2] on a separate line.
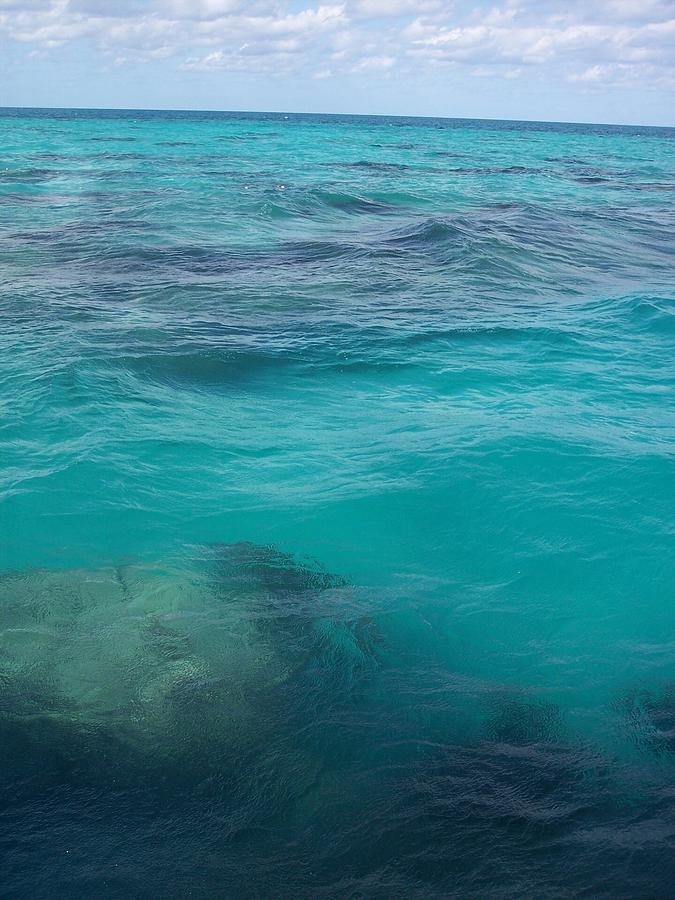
[1, 107, 674, 898]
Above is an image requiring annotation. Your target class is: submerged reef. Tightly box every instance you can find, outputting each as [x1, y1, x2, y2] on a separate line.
[0, 544, 377, 779]
[0, 564, 271, 775]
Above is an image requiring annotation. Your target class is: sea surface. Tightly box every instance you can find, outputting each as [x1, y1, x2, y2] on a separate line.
[1, 108, 674, 899]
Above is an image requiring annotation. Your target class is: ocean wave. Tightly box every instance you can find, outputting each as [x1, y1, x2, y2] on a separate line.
[2, 109, 675, 899]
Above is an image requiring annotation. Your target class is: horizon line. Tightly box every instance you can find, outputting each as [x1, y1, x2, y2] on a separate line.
[2, 104, 673, 131]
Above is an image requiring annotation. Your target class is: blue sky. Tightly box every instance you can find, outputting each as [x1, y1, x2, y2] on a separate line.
[1, 0, 674, 125]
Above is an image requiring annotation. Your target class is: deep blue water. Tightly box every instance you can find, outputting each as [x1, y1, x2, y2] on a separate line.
[1, 107, 675, 898]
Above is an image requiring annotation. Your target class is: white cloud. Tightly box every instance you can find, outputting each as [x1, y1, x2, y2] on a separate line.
[0, 0, 53, 8]
[351, 53, 396, 70]
[0, 0, 674, 92]
[573, 63, 613, 82]
[404, 11, 675, 76]
[161, 0, 246, 19]
[351, 0, 440, 18]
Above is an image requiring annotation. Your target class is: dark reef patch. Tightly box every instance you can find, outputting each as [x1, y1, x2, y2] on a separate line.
[120, 347, 295, 391]
[210, 541, 348, 597]
[616, 683, 675, 755]
[484, 695, 562, 745]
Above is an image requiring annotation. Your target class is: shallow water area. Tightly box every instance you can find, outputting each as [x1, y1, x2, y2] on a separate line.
[1, 108, 675, 898]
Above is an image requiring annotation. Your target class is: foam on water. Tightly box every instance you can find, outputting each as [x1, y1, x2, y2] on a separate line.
[1, 108, 674, 898]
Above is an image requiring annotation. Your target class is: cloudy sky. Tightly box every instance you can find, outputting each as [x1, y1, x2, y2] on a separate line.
[1, 0, 674, 124]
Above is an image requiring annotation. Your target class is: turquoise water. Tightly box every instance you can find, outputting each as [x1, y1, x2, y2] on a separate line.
[1, 108, 674, 898]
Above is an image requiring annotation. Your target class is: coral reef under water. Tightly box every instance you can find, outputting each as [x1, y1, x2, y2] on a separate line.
[0, 544, 378, 777]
